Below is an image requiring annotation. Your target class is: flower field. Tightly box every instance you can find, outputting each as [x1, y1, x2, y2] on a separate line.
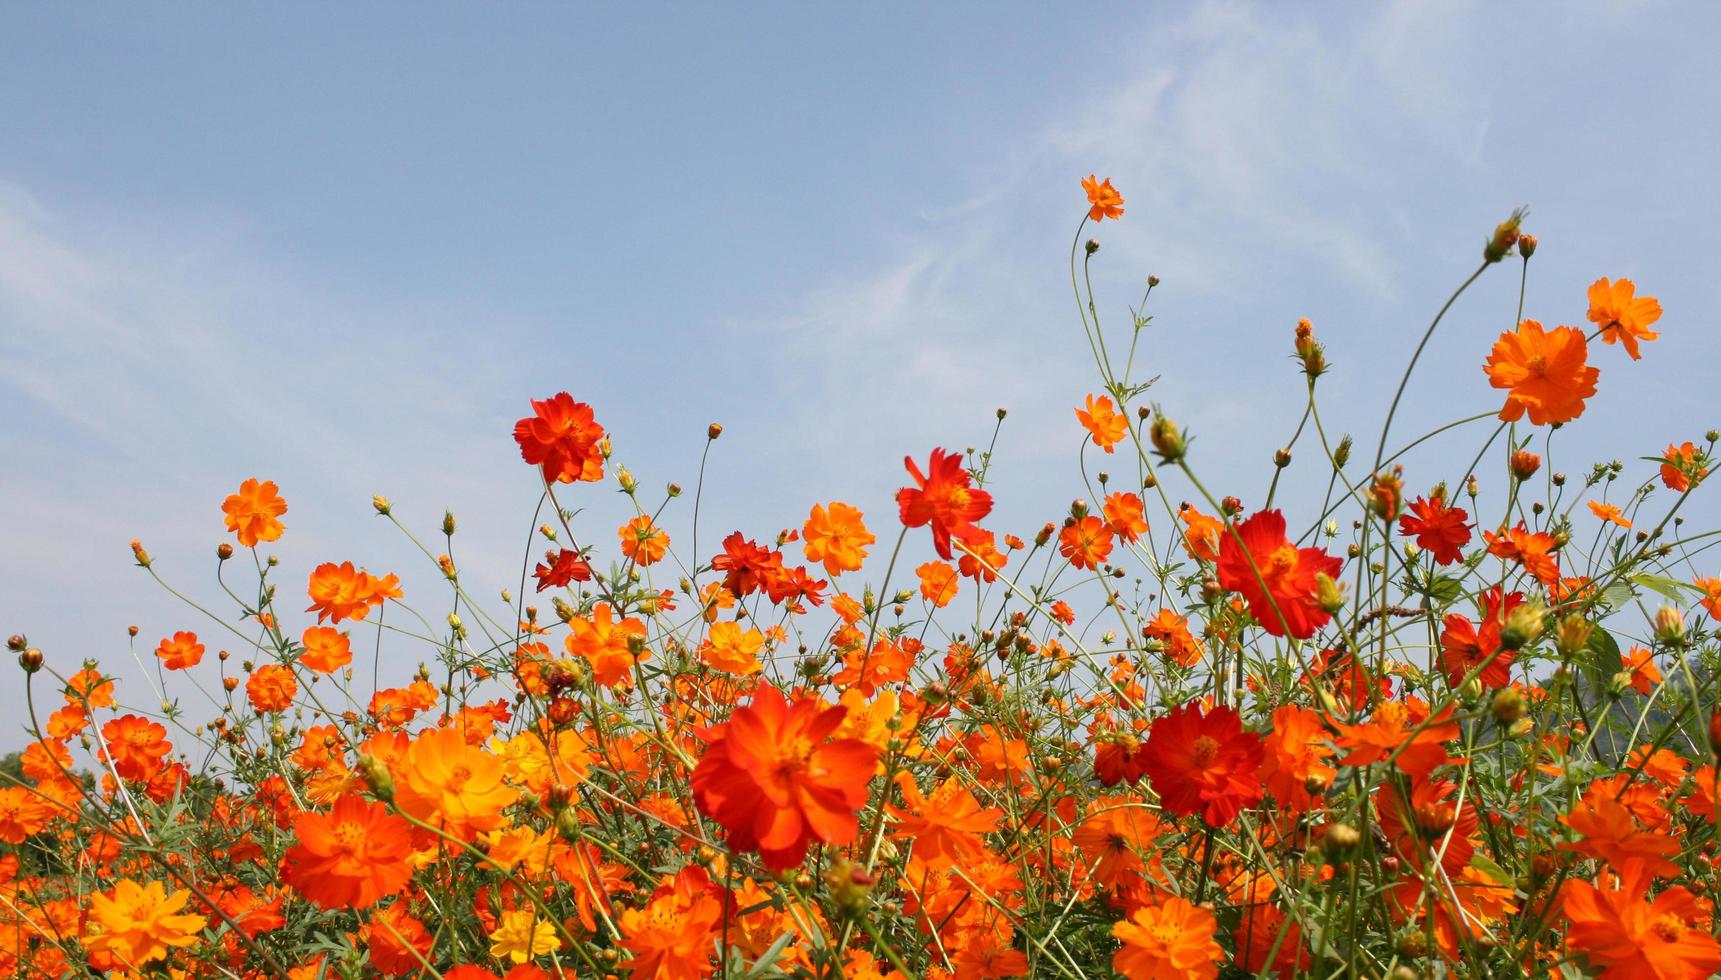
[5, 177, 1721, 979]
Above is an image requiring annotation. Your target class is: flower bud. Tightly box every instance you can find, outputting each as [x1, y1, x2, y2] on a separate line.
[1149, 413, 1186, 462]
[130, 539, 152, 568]
[442, 511, 457, 536]
[616, 467, 636, 494]
[1554, 615, 1593, 658]
[1323, 822, 1360, 853]
[823, 857, 875, 916]
[372, 495, 391, 515]
[1273, 447, 1292, 468]
[1654, 607, 1687, 647]
[5, 635, 24, 653]
[1084, 239, 1099, 255]
[1491, 687, 1525, 725]
[18, 648, 43, 673]
[707, 423, 723, 440]
[1315, 573, 1346, 615]
[1333, 435, 1352, 470]
[1517, 233, 1538, 258]
[1294, 318, 1327, 378]
[1510, 450, 1541, 481]
[1499, 603, 1544, 650]
[357, 754, 394, 800]
[1370, 468, 1403, 521]
[1484, 208, 1525, 263]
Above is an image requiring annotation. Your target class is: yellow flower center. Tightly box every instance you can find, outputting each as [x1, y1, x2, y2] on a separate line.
[1269, 545, 1300, 576]
[1652, 915, 1684, 943]
[1192, 735, 1220, 766]
[1525, 354, 1548, 376]
[446, 764, 473, 792]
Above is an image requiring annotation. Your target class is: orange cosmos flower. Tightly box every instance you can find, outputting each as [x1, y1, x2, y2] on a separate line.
[1589, 500, 1631, 528]
[1377, 777, 1477, 875]
[394, 727, 519, 840]
[1111, 895, 1221, 980]
[887, 775, 1003, 870]
[1103, 491, 1148, 542]
[802, 501, 875, 576]
[1141, 700, 1264, 828]
[1076, 393, 1128, 452]
[305, 561, 401, 624]
[691, 685, 877, 871]
[1483, 521, 1559, 586]
[1620, 645, 1662, 696]
[281, 794, 415, 909]
[1397, 494, 1471, 566]
[67, 667, 116, 708]
[246, 664, 297, 713]
[362, 902, 434, 976]
[1082, 175, 1125, 222]
[154, 631, 204, 671]
[1660, 442, 1710, 493]
[1695, 576, 1721, 620]
[1058, 515, 1115, 571]
[1142, 609, 1202, 667]
[1215, 509, 1343, 639]
[298, 626, 353, 674]
[101, 715, 171, 782]
[1561, 788, 1681, 879]
[618, 866, 724, 980]
[618, 515, 669, 566]
[514, 392, 606, 484]
[1484, 319, 1598, 425]
[916, 561, 960, 608]
[1438, 587, 1524, 689]
[957, 531, 1009, 582]
[1562, 858, 1721, 980]
[1260, 705, 1335, 813]
[1587, 276, 1661, 360]
[0, 787, 54, 844]
[897, 448, 993, 561]
[221, 477, 287, 548]
[1332, 700, 1458, 778]
[85, 879, 207, 968]
[1234, 903, 1311, 980]
[565, 603, 649, 687]
[1179, 504, 1223, 562]
[699, 620, 765, 675]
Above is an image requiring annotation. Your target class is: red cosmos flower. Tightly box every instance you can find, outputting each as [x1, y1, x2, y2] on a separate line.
[1398, 495, 1471, 566]
[513, 392, 605, 484]
[896, 449, 993, 561]
[1214, 509, 1343, 639]
[711, 532, 782, 597]
[1378, 777, 1478, 875]
[531, 548, 591, 592]
[1140, 701, 1264, 828]
[690, 685, 877, 871]
[1439, 587, 1524, 689]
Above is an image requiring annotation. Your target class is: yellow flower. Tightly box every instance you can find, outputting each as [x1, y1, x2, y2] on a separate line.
[86, 879, 207, 968]
[489, 907, 560, 964]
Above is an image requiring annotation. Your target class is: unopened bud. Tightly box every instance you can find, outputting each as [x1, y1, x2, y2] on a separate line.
[1149, 412, 1185, 462]
[5, 635, 25, 653]
[357, 754, 394, 800]
[1315, 573, 1345, 615]
[372, 495, 391, 515]
[130, 539, 152, 568]
[1491, 687, 1526, 725]
[1333, 436, 1353, 470]
[707, 423, 723, 440]
[442, 511, 457, 536]
[18, 648, 43, 673]
[1554, 615, 1593, 658]
[1510, 450, 1541, 481]
[616, 467, 636, 493]
[1274, 447, 1292, 468]
[1484, 208, 1525, 263]
[1084, 239, 1099, 255]
[1517, 233, 1537, 258]
[1499, 603, 1544, 651]
[1324, 822, 1360, 853]
[1654, 606, 1687, 647]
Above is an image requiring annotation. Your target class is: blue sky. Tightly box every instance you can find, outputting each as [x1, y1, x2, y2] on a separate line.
[2, 2, 1718, 744]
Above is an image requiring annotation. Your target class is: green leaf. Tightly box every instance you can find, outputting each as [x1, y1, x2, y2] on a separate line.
[742, 930, 796, 978]
[1585, 627, 1624, 680]
[1599, 581, 1635, 611]
[1630, 573, 1697, 602]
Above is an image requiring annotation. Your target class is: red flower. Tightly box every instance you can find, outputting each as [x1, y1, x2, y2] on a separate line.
[513, 392, 606, 484]
[690, 686, 877, 871]
[1215, 510, 1343, 639]
[896, 449, 993, 560]
[1439, 587, 1523, 689]
[1140, 700, 1264, 828]
[532, 548, 591, 592]
[711, 532, 782, 598]
[1398, 495, 1471, 566]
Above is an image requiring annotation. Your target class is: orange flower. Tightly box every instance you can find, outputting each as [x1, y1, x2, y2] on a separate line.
[1141, 701, 1263, 828]
[1214, 509, 1343, 639]
[67, 667, 116, 708]
[1082, 175, 1125, 222]
[691, 686, 877, 871]
[1562, 859, 1721, 980]
[154, 631, 205, 671]
[305, 561, 401, 624]
[1234, 903, 1310, 980]
[361, 902, 434, 976]
[1103, 491, 1148, 542]
[956, 531, 1009, 582]
[802, 502, 875, 576]
[1074, 802, 1163, 887]
[1561, 788, 1681, 879]
[887, 776, 1002, 869]
[1142, 609, 1202, 667]
[86, 879, 207, 968]
[1058, 515, 1115, 571]
[1111, 895, 1221, 979]
[1483, 521, 1559, 586]
[1621, 645, 1662, 695]
[1397, 494, 1470, 566]
[916, 561, 959, 608]
[221, 477, 287, 548]
[1696, 576, 1721, 620]
[298, 626, 353, 674]
[1438, 587, 1523, 689]
[100, 715, 171, 782]
[0, 787, 53, 844]
[565, 603, 649, 687]
[281, 794, 415, 909]
[1260, 705, 1335, 813]
[619, 515, 669, 566]
[1589, 500, 1631, 528]
[699, 620, 765, 675]
[1587, 276, 1661, 360]
[617, 866, 723, 979]
[897, 448, 993, 561]
[1179, 504, 1222, 562]
[394, 727, 519, 840]
[1660, 442, 1710, 493]
[1332, 700, 1458, 778]
[246, 664, 298, 713]
[1076, 394, 1128, 452]
[514, 392, 606, 484]
[1484, 319, 1598, 425]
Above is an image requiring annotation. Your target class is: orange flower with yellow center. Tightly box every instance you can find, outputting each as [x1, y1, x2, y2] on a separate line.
[281, 794, 415, 909]
[1111, 895, 1221, 979]
[221, 477, 287, 548]
[1484, 319, 1598, 425]
[1586, 276, 1661, 359]
[394, 727, 519, 840]
[802, 501, 875, 576]
[86, 879, 207, 968]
